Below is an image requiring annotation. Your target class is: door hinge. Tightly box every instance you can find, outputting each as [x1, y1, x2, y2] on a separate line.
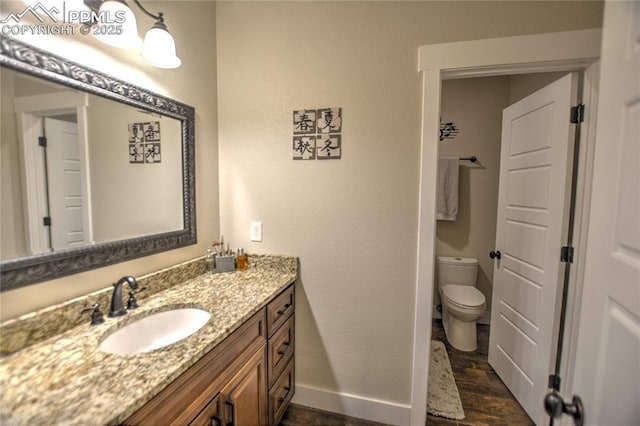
[43, 216, 51, 226]
[561, 246, 574, 263]
[548, 374, 561, 391]
[570, 104, 584, 124]
[38, 136, 47, 147]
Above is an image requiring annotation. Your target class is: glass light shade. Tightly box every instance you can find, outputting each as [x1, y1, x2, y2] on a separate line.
[93, 0, 142, 50]
[141, 22, 181, 69]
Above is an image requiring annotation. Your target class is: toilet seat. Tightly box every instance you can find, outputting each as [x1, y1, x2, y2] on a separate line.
[442, 285, 486, 309]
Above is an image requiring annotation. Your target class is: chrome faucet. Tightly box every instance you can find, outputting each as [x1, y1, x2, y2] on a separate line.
[108, 276, 139, 317]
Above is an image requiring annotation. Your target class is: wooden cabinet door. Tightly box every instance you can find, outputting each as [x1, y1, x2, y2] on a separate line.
[220, 346, 268, 426]
[190, 395, 222, 426]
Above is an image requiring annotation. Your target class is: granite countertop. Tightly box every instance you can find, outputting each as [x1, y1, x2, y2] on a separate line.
[0, 256, 297, 425]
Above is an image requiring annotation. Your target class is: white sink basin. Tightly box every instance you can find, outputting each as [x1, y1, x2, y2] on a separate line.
[99, 308, 211, 354]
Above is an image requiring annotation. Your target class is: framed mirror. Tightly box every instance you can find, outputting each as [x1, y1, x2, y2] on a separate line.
[0, 37, 196, 291]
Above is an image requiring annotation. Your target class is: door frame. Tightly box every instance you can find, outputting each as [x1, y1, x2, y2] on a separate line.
[411, 29, 601, 426]
[14, 91, 92, 255]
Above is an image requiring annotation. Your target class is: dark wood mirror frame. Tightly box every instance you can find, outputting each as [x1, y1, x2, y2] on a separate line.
[0, 37, 196, 291]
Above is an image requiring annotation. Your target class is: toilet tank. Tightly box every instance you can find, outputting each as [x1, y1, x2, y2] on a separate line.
[437, 256, 478, 288]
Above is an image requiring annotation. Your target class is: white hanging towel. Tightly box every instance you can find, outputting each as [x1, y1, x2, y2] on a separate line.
[436, 157, 459, 221]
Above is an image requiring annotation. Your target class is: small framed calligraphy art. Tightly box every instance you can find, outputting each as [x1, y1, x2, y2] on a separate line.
[316, 134, 341, 160]
[128, 122, 144, 144]
[292, 107, 342, 160]
[129, 120, 162, 164]
[129, 144, 145, 163]
[144, 143, 162, 163]
[293, 136, 316, 160]
[293, 109, 317, 134]
[143, 121, 161, 142]
[317, 108, 342, 133]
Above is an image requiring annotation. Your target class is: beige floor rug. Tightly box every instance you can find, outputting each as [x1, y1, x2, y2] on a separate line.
[427, 340, 466, 420]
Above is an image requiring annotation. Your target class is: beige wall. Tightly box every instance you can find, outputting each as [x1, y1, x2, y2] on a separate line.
[0, 1, 219, 321]
[217, 0, 602, 407]
[509, 72, 568, 104]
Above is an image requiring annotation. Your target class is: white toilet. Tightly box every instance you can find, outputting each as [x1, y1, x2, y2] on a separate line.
[437, 256, 486, 352]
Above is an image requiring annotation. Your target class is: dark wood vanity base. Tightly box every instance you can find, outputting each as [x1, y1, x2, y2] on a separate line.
[125, 284, 295, 426]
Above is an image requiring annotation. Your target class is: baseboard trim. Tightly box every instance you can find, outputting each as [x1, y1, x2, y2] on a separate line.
[292, 384, 411, 426]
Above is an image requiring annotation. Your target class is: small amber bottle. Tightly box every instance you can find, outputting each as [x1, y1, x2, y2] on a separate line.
[237, 248, 248, 270]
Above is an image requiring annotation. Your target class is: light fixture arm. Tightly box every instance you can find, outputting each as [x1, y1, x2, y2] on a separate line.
[131, 0, 163, 22]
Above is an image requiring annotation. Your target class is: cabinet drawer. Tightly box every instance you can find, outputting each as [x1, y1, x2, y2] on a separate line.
[266, 284, 294, 337]
[268, 314, 294, 388]
[269, 358, 295, 426]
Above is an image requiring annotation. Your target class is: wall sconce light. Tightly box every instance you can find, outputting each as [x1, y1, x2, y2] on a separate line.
[88, 0, 181, 69]
[92, 0, 142, 49]
[139, 14, 181, 69]
[18, 0, 181, 69]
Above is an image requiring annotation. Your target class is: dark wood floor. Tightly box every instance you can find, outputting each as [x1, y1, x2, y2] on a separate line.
[428, 319, 534, 426]
[279, 404, 386, 426]
[279, 319, 533, 426]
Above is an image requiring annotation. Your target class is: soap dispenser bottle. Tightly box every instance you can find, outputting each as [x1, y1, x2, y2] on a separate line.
[205, 248, 215, 275]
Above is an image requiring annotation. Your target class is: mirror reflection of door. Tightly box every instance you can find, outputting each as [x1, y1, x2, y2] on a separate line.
[43, 117, 87, 251]
[13, 89, 93, 257]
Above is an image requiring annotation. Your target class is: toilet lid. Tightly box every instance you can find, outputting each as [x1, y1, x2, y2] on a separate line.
[442, 285, 486, 307]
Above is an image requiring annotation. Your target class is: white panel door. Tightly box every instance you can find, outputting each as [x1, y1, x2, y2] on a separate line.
[489, 73, 577, 425]
[44, 117, 86, 250]
[570, 1, 640, 424]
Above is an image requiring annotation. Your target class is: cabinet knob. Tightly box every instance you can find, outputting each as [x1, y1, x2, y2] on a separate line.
[278, 387, 291, 403]
[489, 250, 502, 260]
[277, 341, 291, 355]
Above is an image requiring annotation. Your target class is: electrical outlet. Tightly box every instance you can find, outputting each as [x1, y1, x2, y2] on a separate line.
[250, 221, 263, 242]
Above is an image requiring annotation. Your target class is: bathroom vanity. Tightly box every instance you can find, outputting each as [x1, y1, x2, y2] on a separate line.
[0, 255, 297, 425]
[125, 284, 295, 425]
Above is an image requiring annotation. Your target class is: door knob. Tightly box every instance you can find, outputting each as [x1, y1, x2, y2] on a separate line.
[489, 250, 502, 260]
[544, 392, 584, 426]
